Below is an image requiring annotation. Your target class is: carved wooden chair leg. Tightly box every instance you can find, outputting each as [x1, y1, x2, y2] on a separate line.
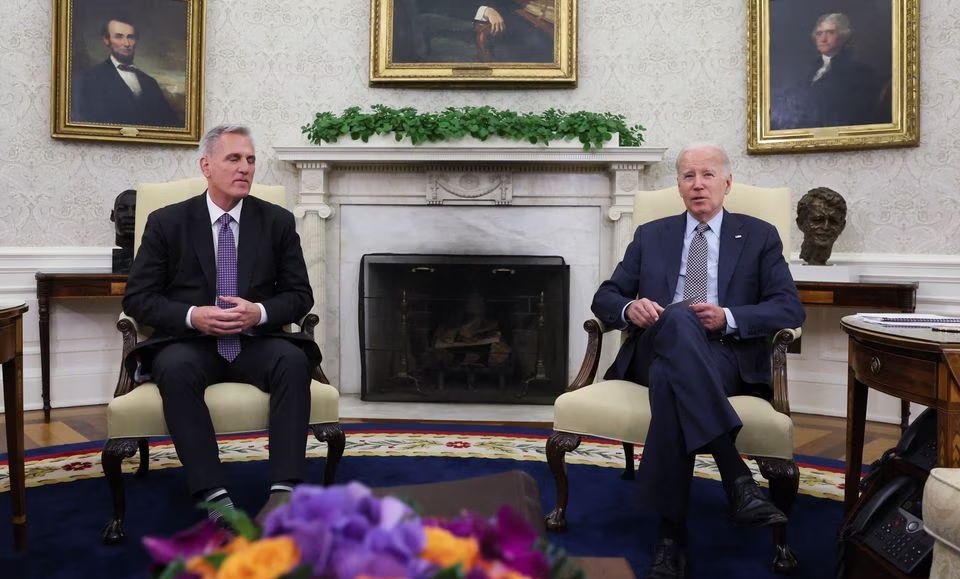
[621, 442, 636, 480]
[311, 423, 346, 485]
[135, 437, 149, 478]
[756, 456, 801, 575]
[101, 438, 141, 545]
[544, 431, 581, 532]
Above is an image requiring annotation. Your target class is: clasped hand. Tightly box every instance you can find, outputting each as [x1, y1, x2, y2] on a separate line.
[626, 298, 727, 332]
[191, 296, 261, 336]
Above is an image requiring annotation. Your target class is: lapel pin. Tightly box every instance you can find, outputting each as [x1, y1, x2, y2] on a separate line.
[735, 234, 743, 239]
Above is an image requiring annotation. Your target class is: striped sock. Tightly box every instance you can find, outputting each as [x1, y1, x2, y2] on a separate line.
[201, 487, 235, 524]
[269, 482, 295, 495]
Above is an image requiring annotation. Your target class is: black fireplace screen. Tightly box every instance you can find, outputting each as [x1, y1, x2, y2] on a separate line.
[360, 254, 569, 404]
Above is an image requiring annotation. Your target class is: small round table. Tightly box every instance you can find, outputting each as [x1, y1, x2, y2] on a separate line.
[0, 300, 29, 552]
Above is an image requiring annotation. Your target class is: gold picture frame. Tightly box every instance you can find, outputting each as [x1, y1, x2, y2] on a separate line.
[51, 0, 205, 146]
[747, 0, 918, 154]
[369, 0, 576, 86]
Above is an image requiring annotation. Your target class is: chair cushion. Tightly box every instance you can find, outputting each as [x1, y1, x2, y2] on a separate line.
[553, 380, 794, 460]
[107, 380, 339, 438]
[924, 468, 960, 555]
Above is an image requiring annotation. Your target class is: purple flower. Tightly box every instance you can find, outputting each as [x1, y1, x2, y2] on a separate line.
[262, 482, 431, 579]
[429, 506, 550, 579]
[142, 519, 231, 565]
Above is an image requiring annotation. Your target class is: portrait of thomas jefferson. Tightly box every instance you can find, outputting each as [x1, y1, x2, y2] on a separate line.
[69, 3, 188, 128]
[391, 0, 555, 63]
[769, 6, 892, 131]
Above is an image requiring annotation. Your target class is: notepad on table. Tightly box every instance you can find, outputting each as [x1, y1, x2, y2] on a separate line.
[855, 313, 960, 328]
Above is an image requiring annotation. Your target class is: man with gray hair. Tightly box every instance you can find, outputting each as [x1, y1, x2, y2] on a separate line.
[593, 143, 805, 578]
[123, 124, 318, 524]
[772, 12, 889, 129]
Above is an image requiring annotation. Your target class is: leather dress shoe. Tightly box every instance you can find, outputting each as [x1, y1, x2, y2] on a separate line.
[645, 536, 689, 579]
[728, 475, 788, 527]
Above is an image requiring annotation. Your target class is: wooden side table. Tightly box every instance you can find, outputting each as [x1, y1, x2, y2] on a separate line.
[35, 272, 127, 422]
[797, 281, 918, 430]
[0, 300, 29, 552]
[840, 315, 960, 513]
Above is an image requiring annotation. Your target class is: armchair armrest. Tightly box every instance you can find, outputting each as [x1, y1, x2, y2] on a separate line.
[114, 311, 331, 396]
[565, 319, 802, 418]
[770, 327, 801, 416]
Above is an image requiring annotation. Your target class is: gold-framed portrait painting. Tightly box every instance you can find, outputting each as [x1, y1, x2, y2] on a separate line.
[51, 0, 205, 145]
[369, 0, 577, 86]
[747, 0, 918, 154]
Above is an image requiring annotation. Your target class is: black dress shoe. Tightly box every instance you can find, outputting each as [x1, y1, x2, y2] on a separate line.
[728, 475, 788, 527]
[645, 536, 689, 579]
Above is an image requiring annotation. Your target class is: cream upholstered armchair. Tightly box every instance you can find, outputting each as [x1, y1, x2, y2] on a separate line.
[545, 184, 803, 574]
[101, 178, 345, 545]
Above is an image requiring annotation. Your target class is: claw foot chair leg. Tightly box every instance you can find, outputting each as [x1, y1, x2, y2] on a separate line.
[311, 423, 345, 485]
[545, 430, 581, 532]
[101, 438, 143, 545]
[756, 456, 801, 574]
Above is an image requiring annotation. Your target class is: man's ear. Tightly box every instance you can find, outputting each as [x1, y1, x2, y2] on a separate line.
[199, 157, 211, 177]
[110, 209, 116, 222]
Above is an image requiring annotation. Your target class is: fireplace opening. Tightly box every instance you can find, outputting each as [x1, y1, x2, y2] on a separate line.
[360, 254, 569, 404]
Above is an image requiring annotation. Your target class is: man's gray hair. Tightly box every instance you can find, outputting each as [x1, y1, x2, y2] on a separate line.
[675, 142, 731, 177]
[199, 124, 253, 158]
[812, 13, 853, 44]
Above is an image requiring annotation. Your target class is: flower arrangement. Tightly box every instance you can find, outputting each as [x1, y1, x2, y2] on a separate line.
[301, 105, 646, 151]
[144, 481, 583, 579]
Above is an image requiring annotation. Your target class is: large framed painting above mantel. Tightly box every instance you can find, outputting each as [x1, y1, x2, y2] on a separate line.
[369, 0, 577, 86]
[747, 0, 918, 154]
[51, 0, 205, 146]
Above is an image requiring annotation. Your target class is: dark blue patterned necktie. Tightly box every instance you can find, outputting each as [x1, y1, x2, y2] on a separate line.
[216, 214, 241, 361]
[683, 223, 710, 303]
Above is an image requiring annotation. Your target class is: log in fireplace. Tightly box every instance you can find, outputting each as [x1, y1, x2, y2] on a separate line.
[359, 254, 569, 404]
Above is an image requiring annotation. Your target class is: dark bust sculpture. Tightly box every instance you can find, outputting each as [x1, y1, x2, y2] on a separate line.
[110, 189, 136, 273]
[796, 187, 847, 266]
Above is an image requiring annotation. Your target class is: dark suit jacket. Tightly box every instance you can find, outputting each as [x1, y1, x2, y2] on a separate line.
[122, 194, 319, 377]
[592, 210, 805, 389]
[72, 59, 181, 127]
[771, 48, 888, 130]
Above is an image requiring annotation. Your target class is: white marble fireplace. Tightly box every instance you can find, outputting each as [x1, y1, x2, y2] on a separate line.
[276, 143, 667, 395]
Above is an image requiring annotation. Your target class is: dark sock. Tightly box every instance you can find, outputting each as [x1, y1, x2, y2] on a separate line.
[705, 433, 751, 493]
[658, 517, 688, 547]
[199, 487, 235, 523]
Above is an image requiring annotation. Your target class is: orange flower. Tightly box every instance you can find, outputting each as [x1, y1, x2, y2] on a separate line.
[421, 526, 480, 570]
[215, 536, 301, 579]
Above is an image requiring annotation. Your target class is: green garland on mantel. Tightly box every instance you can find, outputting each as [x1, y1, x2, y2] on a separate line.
[301, 105, 645, 151]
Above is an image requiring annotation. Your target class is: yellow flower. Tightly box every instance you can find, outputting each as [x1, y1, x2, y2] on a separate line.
[215, 536, 301, 579]
[421, 526, 480, 570]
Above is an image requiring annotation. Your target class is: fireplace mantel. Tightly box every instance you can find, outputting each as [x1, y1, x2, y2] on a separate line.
[275, 143, 667, 394]
[275, 144, 667, 166]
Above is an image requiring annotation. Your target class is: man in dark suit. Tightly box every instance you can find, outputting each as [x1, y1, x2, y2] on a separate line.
[394, 0, 553, 63]
[123, 125, 318, 521]
[72, 16, 181, 127]
[592, 143, 805, 578]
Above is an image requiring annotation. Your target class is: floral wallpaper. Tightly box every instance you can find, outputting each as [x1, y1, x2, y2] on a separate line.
[2, 0, 959, 254]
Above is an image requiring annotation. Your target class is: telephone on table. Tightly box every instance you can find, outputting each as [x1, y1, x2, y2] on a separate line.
[839, 408, 938, 576]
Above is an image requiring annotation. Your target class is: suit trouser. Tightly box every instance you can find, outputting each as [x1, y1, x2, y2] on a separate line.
[152, 336, 312, 495]
[627, 307, 747, 524]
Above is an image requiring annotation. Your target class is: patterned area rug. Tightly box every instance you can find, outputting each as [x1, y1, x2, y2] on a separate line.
[1, 425, 845, 500]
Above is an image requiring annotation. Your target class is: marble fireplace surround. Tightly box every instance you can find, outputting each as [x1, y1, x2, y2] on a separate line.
[276, 144, 667, 395]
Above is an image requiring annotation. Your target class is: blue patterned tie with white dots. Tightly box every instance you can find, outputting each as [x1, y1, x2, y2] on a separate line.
[216, 213, 241, 361]
[683, 223, 709, 303]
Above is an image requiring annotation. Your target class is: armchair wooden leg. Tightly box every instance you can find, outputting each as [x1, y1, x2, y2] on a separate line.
[310, 422, 345, 486]
[621, 442, 636, 480]
[544, 430, 581, 532]
[755, 457, 800, 575]
[101, 438, 143, 545]
[135, 438, 150, 478]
